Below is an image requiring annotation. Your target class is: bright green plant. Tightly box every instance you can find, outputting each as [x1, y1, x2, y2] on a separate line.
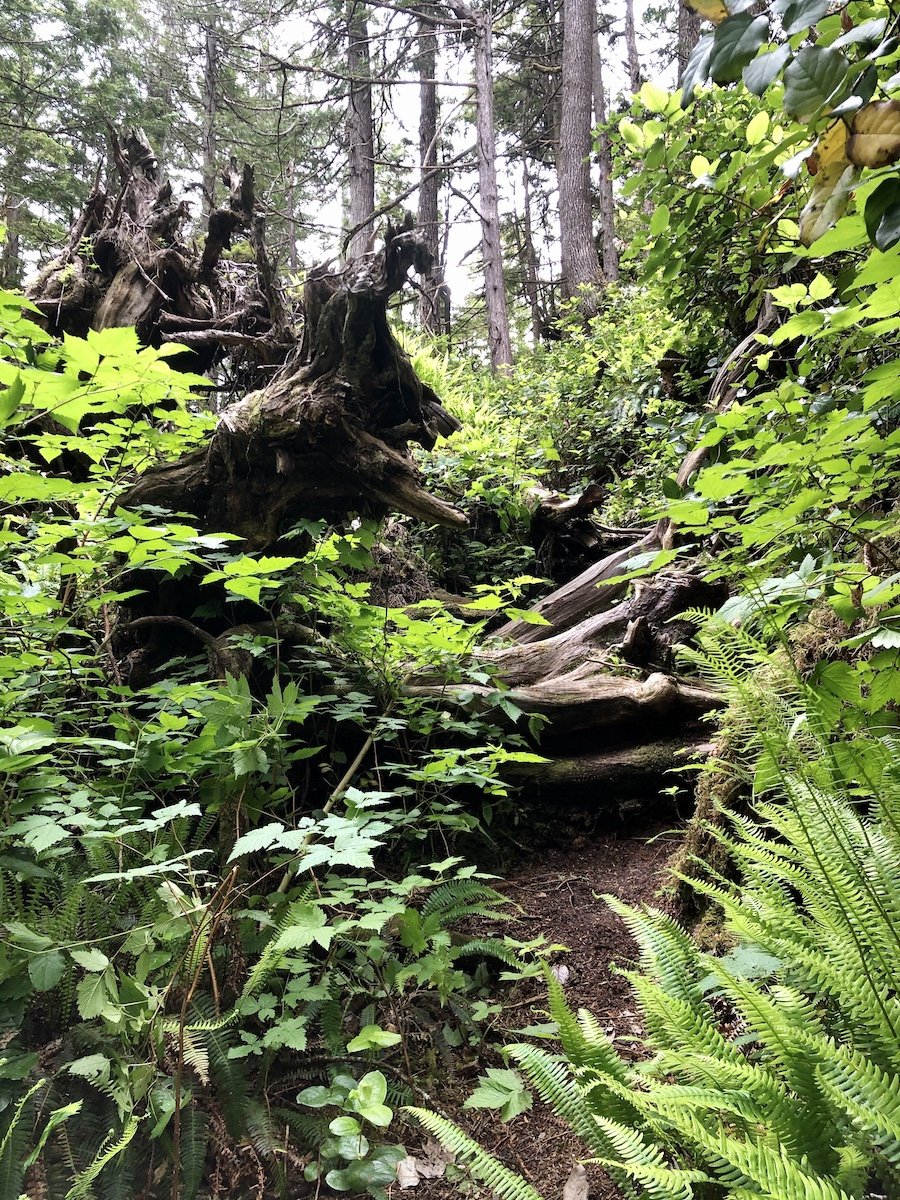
[412, 619, 900, 1198]
[0, 289, 553, 1196]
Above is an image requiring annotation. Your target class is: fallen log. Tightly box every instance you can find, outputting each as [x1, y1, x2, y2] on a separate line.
[504, 738, 715, 804]
[408, 571, 726, 751]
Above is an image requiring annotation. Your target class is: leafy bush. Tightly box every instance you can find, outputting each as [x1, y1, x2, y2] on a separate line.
[0, 295, 548, 1196]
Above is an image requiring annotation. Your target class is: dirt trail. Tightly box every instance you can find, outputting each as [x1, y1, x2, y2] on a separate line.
[406, 817, 682, 1200]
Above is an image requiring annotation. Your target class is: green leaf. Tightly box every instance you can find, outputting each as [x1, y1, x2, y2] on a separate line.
[709, 14, 769, 85]
[272, 903, 333, 951]
[0, 373, 25, 425]
[649, 205, 670, 235]
[297, 1084, 343, 1108]
[67, 1054, 111, 1080]
[76, 971, 111, 1019]
[348, 1070, 393, 1127]
[681, 33, 714, 105]
[227, 822, 286, 862]
[864, 179, 900, 251]
[783, 47, 850, 121]
[329, 1116, 362, 1136]
[463, 1068, 533, 1122]
[743, 44, 792, 95]
[28, 951, 65, 992]
[639, 81, 669, 113]
[86, 326, 141, 357]
[746, 111, 769, 146]
[70, 948, 110, 972]
[781, 0, 828, 36]
[347, 1024, 403, 1053]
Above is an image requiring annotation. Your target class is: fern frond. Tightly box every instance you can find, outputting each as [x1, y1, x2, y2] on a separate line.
[505, 1044, 614, 1158]
[406, 1108, 544, 1200]
[65, 1116, 139, 1200]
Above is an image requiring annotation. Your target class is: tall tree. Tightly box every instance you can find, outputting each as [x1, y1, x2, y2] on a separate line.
[465, 4, 512, 367]
[416, 5, 449, 333]
[592, 22, 618, 282]
[558, 0, 603, 313]
[346, 0, 376, 260]
[623, 0, 641, 92]
[201, 11, 219, 214]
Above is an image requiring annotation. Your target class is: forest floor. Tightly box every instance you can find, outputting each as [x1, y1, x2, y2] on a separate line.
[401, 813, 684, 1200]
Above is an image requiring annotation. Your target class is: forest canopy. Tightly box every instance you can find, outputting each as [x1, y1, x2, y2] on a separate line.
[2, 0, 900, 1197]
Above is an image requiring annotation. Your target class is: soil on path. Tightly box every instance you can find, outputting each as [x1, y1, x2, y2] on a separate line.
[404, 815, 683, 1200]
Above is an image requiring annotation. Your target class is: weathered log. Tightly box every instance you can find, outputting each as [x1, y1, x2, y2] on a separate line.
[408, 571, 726, 744]
[504, 738, 714, 803]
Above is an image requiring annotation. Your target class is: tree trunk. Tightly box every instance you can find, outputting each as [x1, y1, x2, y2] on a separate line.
[558, 0, 604, 316]
[676, 2, 702, 81]
[592, 27, 619, 283]
[470, 6, 513, 369]
[623, 0, 642, 93]
[346, 1, 376, 262]
[202, 14, 219, 216]
[417, 6, 449, 334]
[518, 162, 549, 343]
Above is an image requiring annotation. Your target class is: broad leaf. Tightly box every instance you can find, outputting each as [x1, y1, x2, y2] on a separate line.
[227, 821, 286, 862]
[28, 951, 65, 992]
[743, 44, 792, 95]
[847, 101, 900, 169]
[781, 0, 828, 35]
[783, 47, 850, 121]
[865, 179, 900, 251]
[681, 33, 714, 105]
[709, 14, 769, 85]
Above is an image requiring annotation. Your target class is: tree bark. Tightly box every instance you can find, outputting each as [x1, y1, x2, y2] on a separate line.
[592, 27, 619, 282]
[26, 130, 289, 388]
[346, 1, 376, 262]
[623, 0, 642, 93]
[466, 5, 513, 369]
[202, 14, 219, 217]
[558, 0, 604, 316]
[417, 5, 449, 334]
[517, 162, 550, 343]
[119, 214, 464, 546]
[677, 2, 702, 81]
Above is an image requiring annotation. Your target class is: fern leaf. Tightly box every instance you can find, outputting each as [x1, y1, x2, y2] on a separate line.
[406, 1108, 544, 1200]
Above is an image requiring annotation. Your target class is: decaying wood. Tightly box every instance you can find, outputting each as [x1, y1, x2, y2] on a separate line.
[499, 294, 778, 644]
[119, 213, 465, 546]
[505, 738, 714, 802]
[408, 571, 726, 771]
[27, 129, 290, 380]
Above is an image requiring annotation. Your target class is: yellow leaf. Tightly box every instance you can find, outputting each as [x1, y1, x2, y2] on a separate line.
[798, 159, 860, 247]
[690, 154, 714, 178]
[807, 120, 848, 175]
[685, 0, 729, 24]
[847, 101, 900, 169]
